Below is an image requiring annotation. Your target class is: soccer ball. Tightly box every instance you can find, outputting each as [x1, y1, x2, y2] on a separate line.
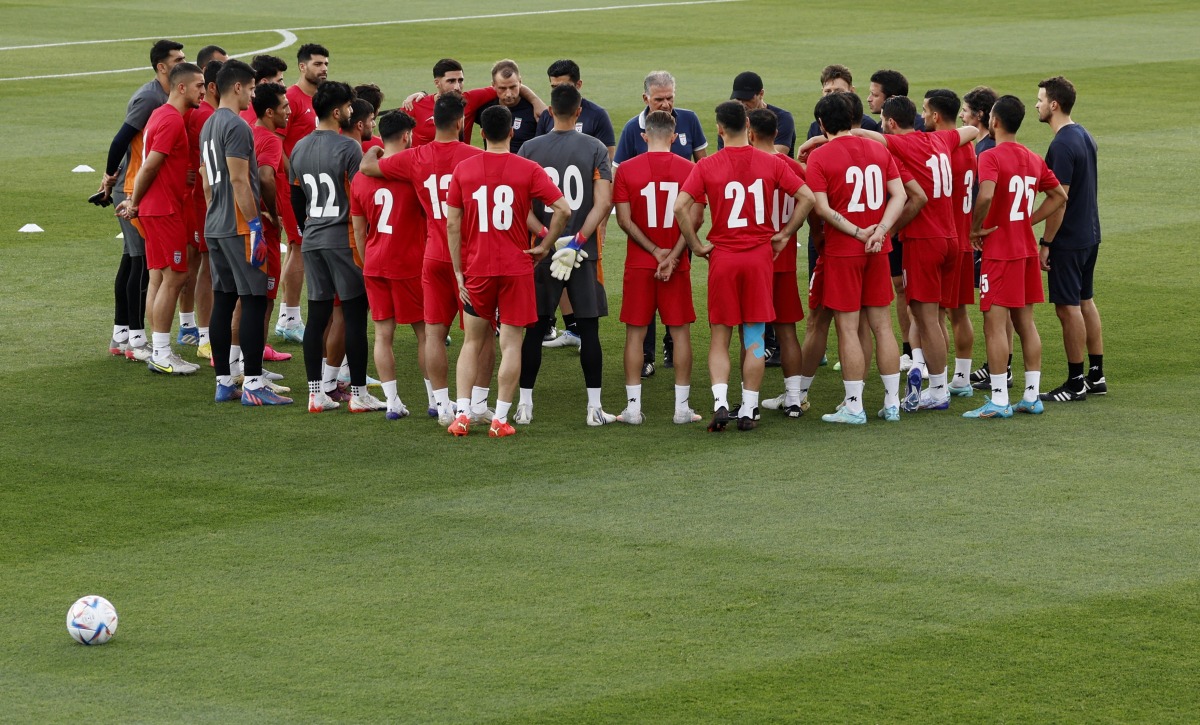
[66, 595, 119, 645]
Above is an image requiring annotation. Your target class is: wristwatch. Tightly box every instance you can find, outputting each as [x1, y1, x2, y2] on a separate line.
[1038, 238, 1052, 248]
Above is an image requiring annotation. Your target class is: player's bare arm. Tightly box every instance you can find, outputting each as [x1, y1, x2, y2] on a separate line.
[672, 191, 711, 257]
[225, 156, 258, 225]
[1029, 183, 1068, 226]
[519, 84, 547, 118]
[866, 176, 908, 253]
[118, 150, 167, 218]
[796, 135, 827, 163]
[849, 128, 888, 146]
[615, 202, 660, 257]
[200, 161, 212, 207]
[446, 204, 469, 304]
[813, 192, 875, 245]
[770, 185, 816, 254]
[359, 146, 385, 177]
[351, 214, 369, 272]
[257, 164, 277, 226]
[970, 179, 997, 248]
[574, 177, 612, 240]
[526, 197, 571, 260]
[891, 179, 928, 233]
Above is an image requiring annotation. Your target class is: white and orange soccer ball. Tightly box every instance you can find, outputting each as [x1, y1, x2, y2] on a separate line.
[66, 595, 119, 645]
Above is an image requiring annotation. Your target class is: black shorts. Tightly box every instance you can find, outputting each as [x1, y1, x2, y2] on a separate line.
[534, 257, 608, 319]
[973, 249, 983, 288]
[889, 237, 903, 278]
[807, 238, 819, 281]
[304, 247, 365, 302]
[1047, 244, 1098, 305]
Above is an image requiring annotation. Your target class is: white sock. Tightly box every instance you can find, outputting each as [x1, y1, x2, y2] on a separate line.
[278, 304, 288, 321]
[244, 375, 264, 391]
[1023, 370, 1041, 402]
[798, 375, 814, 402]
[929, 372, 948, 400]
[784, 375, 802, 406]
[179, 311, 195, 327]
[712, 383, 729, 411]
[322, 361, 339, 393]
[351, 385, 366, 398]
[881, 373, 901, 409]
[495, 400, 511, 423]
[382, 380, 398, 403]
[113, 324, 129, 342]
[219, 375, 236, 388]
[990, 373, 1010, 407]
[434, 388, 451, 411]
[843, 380, 865, 415]
[128, 329, 146, 347]
[953, 358, 972, 386]
[674, 384, 690, 410]
[424, 379, 435, 407]
[308, 380, 321, 396]
[912, 348, 926, 370]
[198, 327, 210, 345]
[586, 387, 602, 409]
[151, 332, 171, 361]
[471, 386, 490, 414]
[519, 388, 533, 407]
[455, 397, 471, 415]
[229, 345, 242, 376]
[625, 384, 642, 413]
[287, 306, 303, 325]
[740, 390, 759, 419]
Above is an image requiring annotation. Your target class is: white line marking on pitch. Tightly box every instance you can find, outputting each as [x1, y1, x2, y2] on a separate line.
[0, 30, 297, 82]
[0, 0, 741, 55]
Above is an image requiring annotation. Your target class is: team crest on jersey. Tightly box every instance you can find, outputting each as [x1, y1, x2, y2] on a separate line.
[678, 133, 687, 145]
[173, 251, 182, 264]
[267, 277, 277, 291]
[512, 117, 523, 130]
[575, 122, 583, 133]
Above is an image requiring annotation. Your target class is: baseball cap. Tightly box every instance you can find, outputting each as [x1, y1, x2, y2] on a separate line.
[730, 71, 763, 101]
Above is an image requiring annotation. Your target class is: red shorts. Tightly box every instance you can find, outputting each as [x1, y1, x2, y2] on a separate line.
[465, 274, 537, 328]
[141, 214, 189, 272]
[422, 258, 462, 327]
[902, 236, 958, 307]
[189, 197, 207, 251]
[366, 275, 423, 323]
[772, 270, 804, 324]
[953, 249, 975, 308]
[620, 266, 695, 327]
[980, 256, 1043, 311]
[707, 246, 775, 326]
[808, 257, 824, 312]
[821, 253, 894, 312]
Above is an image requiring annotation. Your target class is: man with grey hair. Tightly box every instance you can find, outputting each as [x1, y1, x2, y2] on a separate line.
[614, 71, 708, 376]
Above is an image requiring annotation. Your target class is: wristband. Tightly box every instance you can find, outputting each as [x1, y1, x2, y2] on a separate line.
[248, 217, 263, 233]
[537, 226, 548, 240]
[566, 232, 586, 251]
[1038, 238, 1051, 248]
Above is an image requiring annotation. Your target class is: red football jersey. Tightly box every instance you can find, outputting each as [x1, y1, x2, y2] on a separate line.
[378, 140, 484, 263]
[446, 152, 564, 277]
[884, 128, 960, 240]
[185, 100, 216, 207]
[977, 142, 1060, 260]
[409, 87, 498, 147]
[612, 151, 695, 271]
[806, 135, 905, 258]
[282, 85, 316, 157]
[680, 145, 803, 252]
[350, 171, 426, 279]
[139, 104, 190, 216]
[362, 136, 384, 152]
[950, 140, 978, 252]
[252, 125, 289, 227]
[769, 153, 807, 272]
[239, 107, 258, 126]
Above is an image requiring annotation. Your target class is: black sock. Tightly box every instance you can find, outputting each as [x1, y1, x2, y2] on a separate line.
[563, 313, 577, 334]
[643, 317, 656, 363]
[304, 299, 334, 383]
[576, 317, 603, 388]
[113, 253, 131, 327]
[341, 294, 370, 387]
[238, 294, 268, 377]
[1067, 361, 1086, 392]
[903, 342, 913, 357]
[520, 317, 553, 389]
[1088, 354, 1104, 381]
[126, 254, 148, 332]
[210, 290, 238, 377]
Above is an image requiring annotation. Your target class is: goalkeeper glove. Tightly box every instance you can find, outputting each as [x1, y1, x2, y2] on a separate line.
[248, 216, 267, 269]
[549, 232, 588, 281]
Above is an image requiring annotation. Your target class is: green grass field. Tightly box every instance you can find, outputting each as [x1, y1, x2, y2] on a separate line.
[3, 0, 1199, 721]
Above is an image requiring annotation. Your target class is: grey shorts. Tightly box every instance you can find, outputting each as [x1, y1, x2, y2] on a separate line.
[208, 235, 269, 296]
[304, 247, 365, 302]
[111, 188, 145, 257]
[534, 257, 608, 319]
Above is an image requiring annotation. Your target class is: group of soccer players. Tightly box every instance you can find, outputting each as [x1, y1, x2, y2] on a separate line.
[98, 40, 1107, 435]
